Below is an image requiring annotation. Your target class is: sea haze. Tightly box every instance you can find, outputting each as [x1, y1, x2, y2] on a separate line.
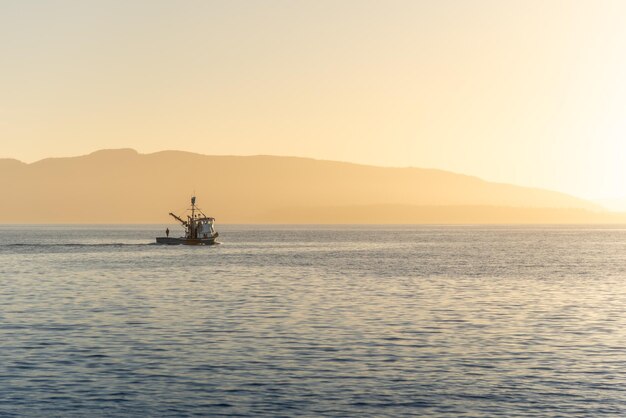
[1, 225, 625, 417]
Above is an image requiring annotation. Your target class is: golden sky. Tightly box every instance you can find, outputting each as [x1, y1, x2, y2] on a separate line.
[2, 0, 626, 200]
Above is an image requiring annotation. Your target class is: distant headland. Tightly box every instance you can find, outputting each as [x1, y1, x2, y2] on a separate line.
[0, 149, 622, 224]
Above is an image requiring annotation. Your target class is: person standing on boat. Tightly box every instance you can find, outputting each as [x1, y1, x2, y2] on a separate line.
[166, 228, 170, 237]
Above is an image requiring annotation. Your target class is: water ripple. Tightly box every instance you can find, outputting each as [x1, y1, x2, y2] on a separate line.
[1, 225, 626, 416]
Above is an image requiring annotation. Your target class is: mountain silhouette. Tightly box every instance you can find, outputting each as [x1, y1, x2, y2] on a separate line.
[0, 149, 618, 224]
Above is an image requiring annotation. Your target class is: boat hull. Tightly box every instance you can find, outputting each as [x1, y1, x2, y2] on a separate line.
[156, 237, 218, 245]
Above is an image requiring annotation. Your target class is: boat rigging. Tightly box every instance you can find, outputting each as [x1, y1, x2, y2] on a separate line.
[156, 196, 219, 245]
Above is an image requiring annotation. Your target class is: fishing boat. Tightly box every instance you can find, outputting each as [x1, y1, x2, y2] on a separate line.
[156, 196, 219, 245]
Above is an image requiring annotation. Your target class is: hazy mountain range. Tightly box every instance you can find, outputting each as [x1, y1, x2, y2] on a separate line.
[0, 149, 622, 224]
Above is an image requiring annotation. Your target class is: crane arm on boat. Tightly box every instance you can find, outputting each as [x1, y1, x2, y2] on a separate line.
[168, 212, 189, 227]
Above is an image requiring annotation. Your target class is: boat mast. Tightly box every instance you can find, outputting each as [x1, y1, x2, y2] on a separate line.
[190, 196, 196, 238]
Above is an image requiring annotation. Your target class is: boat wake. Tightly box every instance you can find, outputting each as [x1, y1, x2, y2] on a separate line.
[3, 243, 154, 247]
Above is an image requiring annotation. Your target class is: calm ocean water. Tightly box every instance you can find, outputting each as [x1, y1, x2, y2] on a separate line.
[1, 225, 626, 417]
